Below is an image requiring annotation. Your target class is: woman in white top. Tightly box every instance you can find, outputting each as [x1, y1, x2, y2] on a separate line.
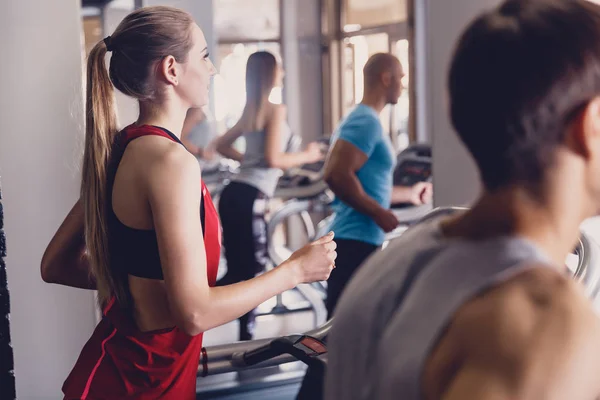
[216, 51, 324, 340]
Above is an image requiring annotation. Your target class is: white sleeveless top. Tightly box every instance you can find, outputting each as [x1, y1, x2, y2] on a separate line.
[232, 122, 293, 197]
[325, 216, 553, 400]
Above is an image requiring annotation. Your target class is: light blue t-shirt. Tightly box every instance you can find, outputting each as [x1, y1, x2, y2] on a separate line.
[328, 104, 396, 246]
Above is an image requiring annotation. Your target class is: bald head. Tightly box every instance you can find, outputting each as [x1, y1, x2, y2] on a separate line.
[364, 53, 401, 85]
[363, 53, 403, 105]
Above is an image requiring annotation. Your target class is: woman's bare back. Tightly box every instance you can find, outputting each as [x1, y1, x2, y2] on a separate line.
[112, 134, 192, 332]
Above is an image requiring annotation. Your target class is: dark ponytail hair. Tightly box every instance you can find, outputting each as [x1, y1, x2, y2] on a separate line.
[240, 51, 278, 131]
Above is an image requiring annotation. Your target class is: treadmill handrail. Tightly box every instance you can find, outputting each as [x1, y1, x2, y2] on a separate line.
[574, 232, 600, 298]
[200, 209, 487, 377]
[198, 319, 333, 377]
[233, 335, 303, 367]
[267, 198, 327, 267]
[392, 204, 434, 225]
[273, 180, 331, 200]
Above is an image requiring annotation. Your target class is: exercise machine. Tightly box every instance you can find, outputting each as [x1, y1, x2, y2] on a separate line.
[196, 206, 600, 399]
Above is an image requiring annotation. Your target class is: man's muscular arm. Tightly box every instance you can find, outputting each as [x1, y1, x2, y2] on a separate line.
[433, 267, 600, 400]
[324, 140, 398, 233]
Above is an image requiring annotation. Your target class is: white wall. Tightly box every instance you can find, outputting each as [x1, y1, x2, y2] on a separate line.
[418, 0, 501, 207]
[0, 1, 97, 398]
[419, 0, 600, 242]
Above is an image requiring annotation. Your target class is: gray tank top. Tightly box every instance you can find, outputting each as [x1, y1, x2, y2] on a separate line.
[325, 216, 553, 400]
[232, 123, 292, 197]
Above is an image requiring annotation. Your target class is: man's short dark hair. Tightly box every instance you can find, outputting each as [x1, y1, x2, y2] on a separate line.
[449, 0, 600, 192]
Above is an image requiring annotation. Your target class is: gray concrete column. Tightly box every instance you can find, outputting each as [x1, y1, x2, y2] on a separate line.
[416, 0, 502, 207]
[282, 0, 324, 141]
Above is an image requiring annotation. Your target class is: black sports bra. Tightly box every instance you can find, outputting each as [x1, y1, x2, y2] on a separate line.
[106, 125, 205, 280]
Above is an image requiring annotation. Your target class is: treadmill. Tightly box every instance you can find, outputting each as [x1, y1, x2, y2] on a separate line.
[196, 144, 437, 398]
[263, 144, 436, 327]
[196, 206, 600, 399]
[291, 143, 436, 251]
[255, 139, 333, 324]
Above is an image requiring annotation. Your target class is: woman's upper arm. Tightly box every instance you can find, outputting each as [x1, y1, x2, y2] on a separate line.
[40, 199, 96, 289]
[217, 120, 244, 148]
[146, 148, 209, 332]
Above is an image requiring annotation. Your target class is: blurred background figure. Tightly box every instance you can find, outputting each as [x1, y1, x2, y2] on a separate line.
[215, 51, 325, 341]
[181, 106, 220, 168]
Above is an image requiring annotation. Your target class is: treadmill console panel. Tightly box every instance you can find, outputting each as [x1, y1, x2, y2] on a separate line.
[297, 336, 327, 356]
[391, 145, 432, 208]
[393, 158, 432, 187]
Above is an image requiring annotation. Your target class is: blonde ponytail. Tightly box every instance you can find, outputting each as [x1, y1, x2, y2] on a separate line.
[80, 6, 195, 308]
[81, 40, 121, 307]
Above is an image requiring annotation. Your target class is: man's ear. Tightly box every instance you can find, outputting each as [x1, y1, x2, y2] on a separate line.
[567, 97, 600, 159]
[381, 71, 392, 88]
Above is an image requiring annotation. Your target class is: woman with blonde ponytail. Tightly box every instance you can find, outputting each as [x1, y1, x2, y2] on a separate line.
[40, 6, 336, 399]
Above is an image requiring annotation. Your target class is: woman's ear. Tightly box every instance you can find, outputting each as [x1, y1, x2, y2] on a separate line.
[157, 55, 179, 86]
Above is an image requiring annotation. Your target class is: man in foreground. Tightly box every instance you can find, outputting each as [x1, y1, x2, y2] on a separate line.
[326, 0, 600, 399]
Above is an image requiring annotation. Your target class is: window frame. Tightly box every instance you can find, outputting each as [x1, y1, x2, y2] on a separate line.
[215, 0, 284, 46]
[342, 0, 409, 33]
[322, 0, 416, 144]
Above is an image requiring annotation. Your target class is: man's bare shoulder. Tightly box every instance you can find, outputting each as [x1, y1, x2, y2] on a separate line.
[437, 265, 600, 399]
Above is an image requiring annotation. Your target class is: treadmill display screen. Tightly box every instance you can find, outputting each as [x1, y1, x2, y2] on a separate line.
[298, 337, 327, 355]
[393, 160, 432, 186]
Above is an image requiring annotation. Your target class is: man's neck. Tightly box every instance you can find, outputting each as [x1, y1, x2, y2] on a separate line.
[360, 91, 387, 114]
[442, 185, 590, 269]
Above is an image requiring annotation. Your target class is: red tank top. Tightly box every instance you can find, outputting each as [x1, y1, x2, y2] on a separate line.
[62, 125, 221, 399]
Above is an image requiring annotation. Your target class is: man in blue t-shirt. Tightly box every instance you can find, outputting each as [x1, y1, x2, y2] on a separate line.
[323, 53, 432, 317]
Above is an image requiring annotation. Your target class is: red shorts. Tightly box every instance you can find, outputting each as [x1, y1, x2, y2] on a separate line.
[62, 298, 202, 400]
